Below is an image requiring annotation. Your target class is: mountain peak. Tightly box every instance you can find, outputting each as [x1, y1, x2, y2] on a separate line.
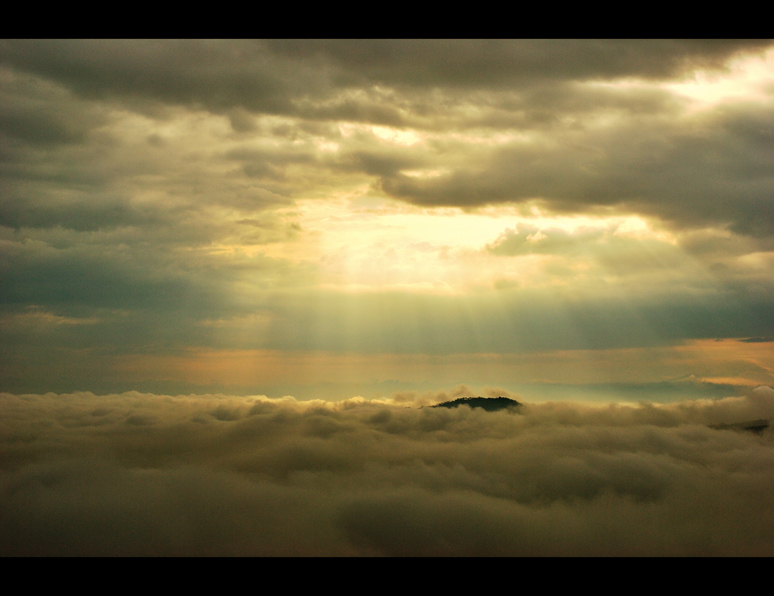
[432, 396, 522, 412]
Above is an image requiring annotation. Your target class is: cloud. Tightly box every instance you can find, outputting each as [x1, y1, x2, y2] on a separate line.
[487, 223, 612, 256]
[376, 98, 774, 236]
[2, 389, 774, 555]
[3, 41, 766, 117]
[2, 40, 774, 422]
[267, 40, 771, 92]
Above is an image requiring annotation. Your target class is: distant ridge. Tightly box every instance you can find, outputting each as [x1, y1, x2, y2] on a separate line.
[709, 419, 769, 434]
[432, 396, 522, 412]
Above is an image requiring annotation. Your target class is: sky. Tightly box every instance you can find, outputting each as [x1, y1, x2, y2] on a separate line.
[2, 40, 774, 555]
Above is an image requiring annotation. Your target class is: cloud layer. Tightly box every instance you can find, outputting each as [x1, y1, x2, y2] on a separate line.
[3, 388, 774, 555]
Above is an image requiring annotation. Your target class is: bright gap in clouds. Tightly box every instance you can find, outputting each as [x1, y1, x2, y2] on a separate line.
[593, 48, 774, 114]
[276, 197, 686, 296]
[665, 47, 774, 108]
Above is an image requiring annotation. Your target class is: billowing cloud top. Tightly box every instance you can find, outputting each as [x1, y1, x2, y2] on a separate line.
[2, 388, 774, 555]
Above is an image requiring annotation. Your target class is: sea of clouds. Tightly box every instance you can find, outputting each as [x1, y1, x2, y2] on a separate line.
[2, 386, 774, 556]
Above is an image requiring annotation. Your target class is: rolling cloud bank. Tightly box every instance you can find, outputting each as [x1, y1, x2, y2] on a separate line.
[3, 387, 774, 556]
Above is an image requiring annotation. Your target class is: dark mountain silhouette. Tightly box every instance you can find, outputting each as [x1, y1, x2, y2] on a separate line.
[709, 419, 769, 434]
[432, 396, 522, 412]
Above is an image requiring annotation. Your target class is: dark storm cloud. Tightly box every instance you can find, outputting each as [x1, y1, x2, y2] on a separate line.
[0, 190, 146, 231]
[0, 64, 110, 147]
[2, 39, 773, 237]
[266, 40, 769, 89]
[2, 136, 298, 237]
[378, 99, 774, 235]
[0, 227, 305, 314]
[1, 40, 767, 119]
[226, 107, 258, 133]
[0, 40, 306, 116]
[2, 388, 774, 555]
[0, 233, 200, 311]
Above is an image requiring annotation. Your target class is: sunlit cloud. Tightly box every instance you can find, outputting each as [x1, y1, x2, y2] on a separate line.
[660, 47, 774, 111]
